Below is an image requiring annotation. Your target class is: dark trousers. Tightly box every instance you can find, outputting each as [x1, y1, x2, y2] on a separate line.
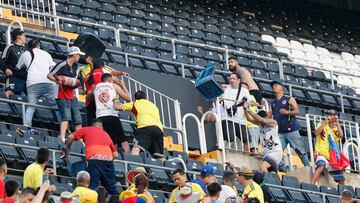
[86, 160, 119, 195]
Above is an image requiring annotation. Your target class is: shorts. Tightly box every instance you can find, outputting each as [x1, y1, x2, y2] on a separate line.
[222, 120, 248, 143]
[249, 89, 262, 104]
[56, 98, 82, 125]
[5, 75, 27, 95]
[315, 156, 345, 182]
[263, 149, 283, 172]
[134, 126, 164, 157]
[98, 115, 126, 146]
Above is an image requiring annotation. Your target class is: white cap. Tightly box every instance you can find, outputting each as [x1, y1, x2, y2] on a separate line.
[67, 46, 85, 56]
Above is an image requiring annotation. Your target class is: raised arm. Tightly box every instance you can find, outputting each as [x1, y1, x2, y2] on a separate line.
[113, 81, 130, 102]
[244, 104, 276, 127]
[334, 116, 343, 139]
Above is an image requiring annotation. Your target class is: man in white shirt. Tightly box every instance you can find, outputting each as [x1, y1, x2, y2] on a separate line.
[16, 39, 56, 127]
[90, 73, 131, 152]
[201, 165, 237, 203]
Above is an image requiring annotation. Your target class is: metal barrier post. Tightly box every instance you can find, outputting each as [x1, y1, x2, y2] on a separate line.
[52, 150, 57, 175]
[125, 54, 129, 67]
[225, 49, 229, 70]
[21, 103, 26, 126]
[356, 123, 360, 171]
[114, 29, 120, 48]
[322, 193, 326, 203]
[330, 70, 335, 89]
[174, 100, 183, 145]
[340, 94, 345, 113]
[181, 64, 185, 78]
[279, 60, 285, 80]
[171, 39, 176, 60]
[306, 114, 315, 173]
[182, 113, 204, 154]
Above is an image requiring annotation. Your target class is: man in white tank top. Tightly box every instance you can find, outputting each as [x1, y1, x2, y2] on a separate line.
[243, 103, 283, 173]
[91, 73, 131, 153]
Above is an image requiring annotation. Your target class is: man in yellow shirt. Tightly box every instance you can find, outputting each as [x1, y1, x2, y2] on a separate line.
[169, 169, 205, 203]
[114, 90, 164, 158]
[72, 171, 98, 203]
[236, 168, 264, 203]
[23, 147, 56, 191]
[311, 109, 345, 185]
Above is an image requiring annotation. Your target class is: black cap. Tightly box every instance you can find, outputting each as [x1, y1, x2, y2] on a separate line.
[270, 79, 285, 87]
[11, 28, 24, 42]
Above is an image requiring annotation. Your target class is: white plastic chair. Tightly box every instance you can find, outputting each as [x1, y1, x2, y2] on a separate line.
[337, 75, 353, 86]
[261, 35, 276, 44]
[307, 62, 321, 69]
[341, 52, 355, 62]
[347, 62, 359, 69]
[276, 37, 291, 48]
[316, 47, 330, 56]
[290, 50, 306, 59]
[319, 55, 333, 64]
[303, 43, 316, 53]
[293, 59, 307, 66]
[322, 64, 335, 72]
[354, 55, 360, 64]
[276, 47, 290, 56]
[333, 58, 347, 68]
[290, 40, 304, 50]
[305, 52, 320, 62]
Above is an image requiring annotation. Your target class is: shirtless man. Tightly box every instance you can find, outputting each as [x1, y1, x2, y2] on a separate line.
[228, 57, 263, 105]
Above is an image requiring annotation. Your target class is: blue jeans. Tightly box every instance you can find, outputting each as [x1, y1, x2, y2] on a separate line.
[25, 83, 56, 126]
[87, 160, 119, 195]
[278, 130, 310, 171]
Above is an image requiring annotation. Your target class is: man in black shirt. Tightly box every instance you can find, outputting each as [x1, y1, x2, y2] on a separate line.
[0, 28, 27, 98]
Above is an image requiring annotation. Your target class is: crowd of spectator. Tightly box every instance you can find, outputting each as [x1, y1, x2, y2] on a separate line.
[0, 27, 356, 203]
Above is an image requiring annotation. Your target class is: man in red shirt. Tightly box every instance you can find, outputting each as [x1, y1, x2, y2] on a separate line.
[0, 158, 7, 200]
[2, 180, 19, 203]
[64, 119, 119, 195]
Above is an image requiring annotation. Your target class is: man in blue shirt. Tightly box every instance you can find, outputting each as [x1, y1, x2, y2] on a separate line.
[268, 79, 309, 172]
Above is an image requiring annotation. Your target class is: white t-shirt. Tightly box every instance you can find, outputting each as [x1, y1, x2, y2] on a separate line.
[214, 85, 251, 124]
[260, 125, 282, 154]
[216, 185, 237, 203]
[93, 82, 118, 118]
[16, 48, 55, 87]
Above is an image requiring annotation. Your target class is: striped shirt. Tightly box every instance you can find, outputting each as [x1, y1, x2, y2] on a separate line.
[1, 43, 27, 78]
[50, 60, 78, 99]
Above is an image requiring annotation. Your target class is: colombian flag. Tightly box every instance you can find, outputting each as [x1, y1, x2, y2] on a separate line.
[328, 135, 350, 170]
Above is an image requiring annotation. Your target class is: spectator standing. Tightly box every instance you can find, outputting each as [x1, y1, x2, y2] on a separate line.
[16, 187, 37, 203]
[269, 79, 309, 172]
[114, 90, 164, 158]
[199, 73, 251, 150]
[202, 182, 222, 203]
[82, 57, 129, 125]
[72, 171, 98, 203]
[0, 158, 7, 200]
[90, 73, 130, 152]
[243, 103, 283, 172]
[192, 174, 207, 193]
[64, 119, 119, 195]
[310, 110, 348, 185]
[169, 169, 205, 203]
[1, 28, 27, 98]
[16, 39, 56, 127]
[232, 167, 264, 203]
[201, 165, 237, 203]
[228, 57, 263, 104]
[3, 180, 19, 203]
[48, 46, 84, 142]
[23, 147, 55, 189]
[222, 172, 238, 195]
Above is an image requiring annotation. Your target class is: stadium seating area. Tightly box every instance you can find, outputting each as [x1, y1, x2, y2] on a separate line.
[1, 0, 360, 202]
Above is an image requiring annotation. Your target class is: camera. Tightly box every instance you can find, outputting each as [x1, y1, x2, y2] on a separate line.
[226, 97, 248, 116]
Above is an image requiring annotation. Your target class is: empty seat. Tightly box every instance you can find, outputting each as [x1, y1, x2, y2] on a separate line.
[301, 183, 323, 203]
[290, 40, 304, 50]
[282, 176, 307, 203]
[276, 37, 291, 48]
[303, 44, 316, 53]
